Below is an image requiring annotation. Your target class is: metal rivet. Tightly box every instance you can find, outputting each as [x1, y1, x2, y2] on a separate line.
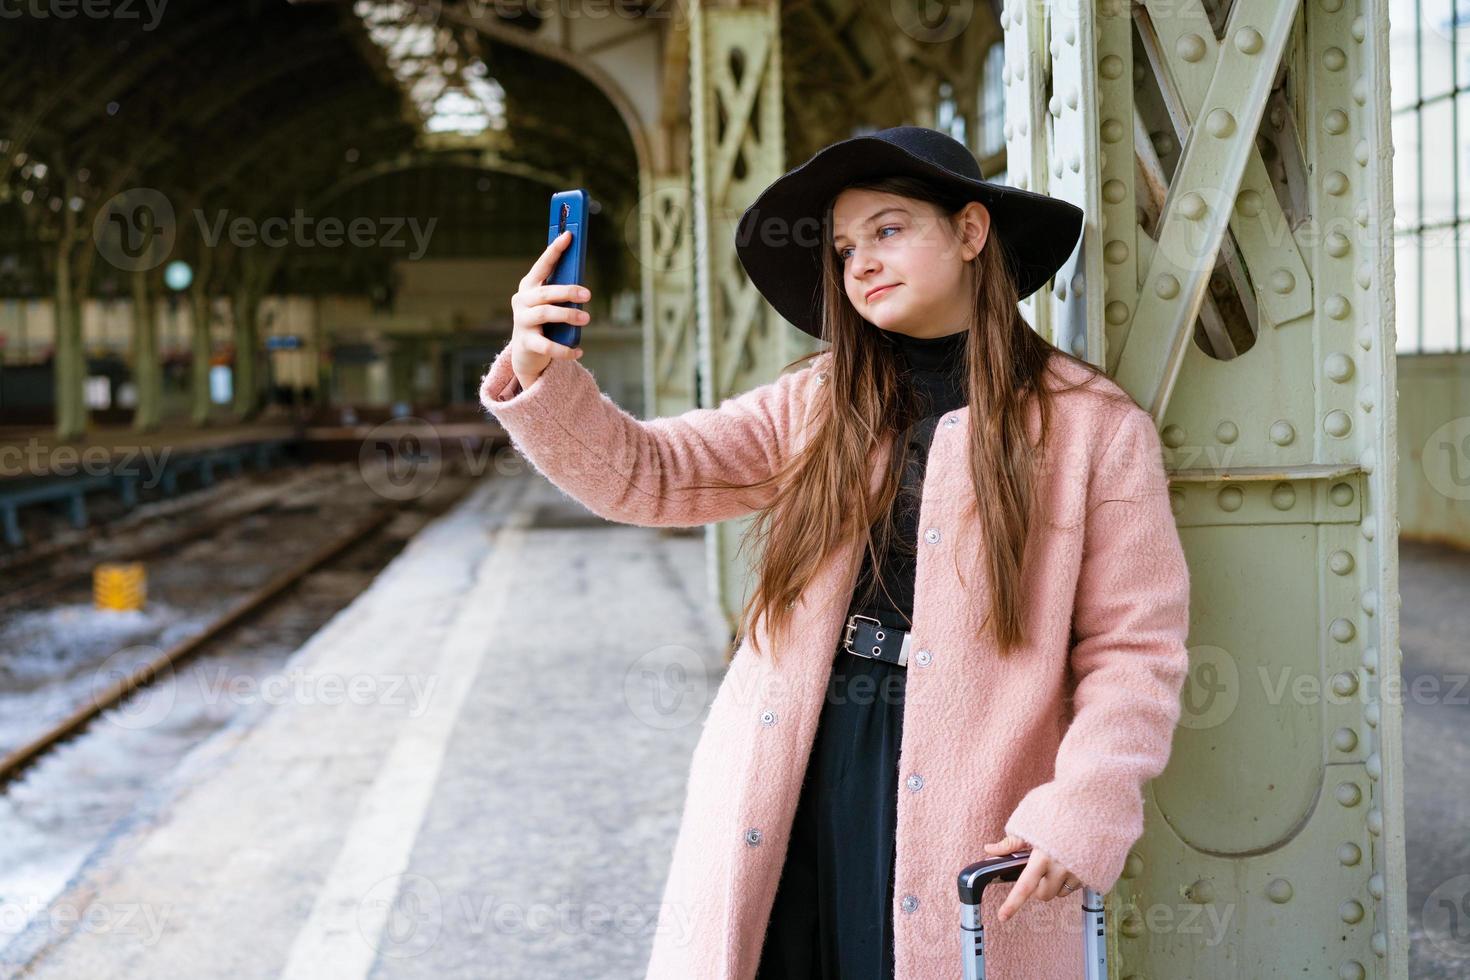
[943, 415, 958, 427]
[916, 649, 932, 666]
[907, 774, 924, 792]
[745, 828, 763, 846]
[875, 630, 886, 640]
[901, 894, 919, 913]
[924, 528, 941, 544]
[760, 709, 777, 726]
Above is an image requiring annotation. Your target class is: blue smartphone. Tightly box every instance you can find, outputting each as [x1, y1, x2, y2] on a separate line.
[544, 189, 589, 348]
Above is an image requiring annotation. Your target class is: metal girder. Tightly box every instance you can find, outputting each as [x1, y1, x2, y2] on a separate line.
[688, 0, 788, 633]
[1130, 103, 1243, 359]
[433, 3, 655, 178]
[110, 31, 352, 182]
[691, 3, 786, 399]
[0, 9, 240, 186]
[303, 152, 585, 218]
[1114, 0, 1305, 416]
[1026, 1, 1408, 976]
[192, 110, 408, 207]
[1136, 0, 1315, 334]
[997, 0, 1054, 338]
[642, 174, 696, 419]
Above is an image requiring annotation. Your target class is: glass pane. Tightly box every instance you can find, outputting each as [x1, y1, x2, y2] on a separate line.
[1422, 226, 1459, 350]
[936, 80, 965, 146]
[1396, 110, 1420, 229]
[981, 43, 1006, 157]
[1421, 0, 1457, 105]
[1459, 7, 1470, 83]
[1394, 231, 1421, 353]
[1460, 91, 1470, 222]
[1389, 0, 1421, 112]
[1458, 231, 1470, 350]
[1423, 97, 1456, 227]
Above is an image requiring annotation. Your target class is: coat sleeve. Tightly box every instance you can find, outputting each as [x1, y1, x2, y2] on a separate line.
[478, 341, 826, 527]
[1003, 406, 1192, 894]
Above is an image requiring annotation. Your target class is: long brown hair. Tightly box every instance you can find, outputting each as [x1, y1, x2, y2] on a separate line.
[712, 174, 1130, 667]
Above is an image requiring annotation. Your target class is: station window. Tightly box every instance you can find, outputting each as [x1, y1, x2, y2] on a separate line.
[1390, 0, 1470, 352]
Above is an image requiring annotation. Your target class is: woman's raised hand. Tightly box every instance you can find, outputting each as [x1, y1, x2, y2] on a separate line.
[508, 229, 590, 391]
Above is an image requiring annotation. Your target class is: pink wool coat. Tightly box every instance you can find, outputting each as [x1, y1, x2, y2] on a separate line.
[479, 343, 1191, 980]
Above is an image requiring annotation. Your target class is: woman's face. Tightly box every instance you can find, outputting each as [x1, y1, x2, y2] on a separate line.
[830, 187, 991, 340]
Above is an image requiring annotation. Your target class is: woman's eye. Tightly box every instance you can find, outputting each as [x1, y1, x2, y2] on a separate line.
[838, 226, 900, 262]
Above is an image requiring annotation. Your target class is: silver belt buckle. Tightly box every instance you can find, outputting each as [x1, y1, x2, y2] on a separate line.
[843, 613, 882, 658]
[842, 613, 912, 667]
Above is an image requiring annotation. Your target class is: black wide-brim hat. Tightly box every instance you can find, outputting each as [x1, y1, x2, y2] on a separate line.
[733, 125, 1085, 339]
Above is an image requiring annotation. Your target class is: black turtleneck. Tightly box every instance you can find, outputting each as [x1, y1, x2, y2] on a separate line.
[847, 327, 969, 628]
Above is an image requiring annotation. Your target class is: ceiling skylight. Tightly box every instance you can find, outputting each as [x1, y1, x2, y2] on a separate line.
[353, 1, 507, 140]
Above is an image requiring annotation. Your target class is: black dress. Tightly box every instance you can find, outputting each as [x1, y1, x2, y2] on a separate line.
[755, 327, 970, 980]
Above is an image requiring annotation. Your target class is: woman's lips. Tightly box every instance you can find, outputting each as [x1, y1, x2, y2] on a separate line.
[866, 284, 897, 301]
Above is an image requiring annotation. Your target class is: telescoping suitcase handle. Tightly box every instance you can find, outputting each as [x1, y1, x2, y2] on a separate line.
[956, 849, 1106, 980]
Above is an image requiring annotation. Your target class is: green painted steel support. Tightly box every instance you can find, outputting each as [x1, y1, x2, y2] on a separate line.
[675, 1, 1409, 964]
[130, 269, 161, 432]
[1017, 0, 1409, 974]
[231, 286, 261, 422]
[641, 171, 698, 421]
[688, 0, 799, 637]
[52, 224, 85, 442]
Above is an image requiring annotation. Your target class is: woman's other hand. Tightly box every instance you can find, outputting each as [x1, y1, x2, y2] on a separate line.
[981, 834, 1084, 922]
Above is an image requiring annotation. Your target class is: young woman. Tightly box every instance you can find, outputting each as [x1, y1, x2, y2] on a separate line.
[481, 127, 1192, 980]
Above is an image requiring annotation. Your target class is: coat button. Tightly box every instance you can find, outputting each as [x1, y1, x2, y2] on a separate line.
[901, 894, 919, 914]
[745, 827, 763, 847]
[760, 709, 777, 726]
[924, 527, 941, 544]
[906, 774, 924, 792]
[915, 649, 932, 667]
[816, 372, 829, 385]
[943, 415, 958, 427]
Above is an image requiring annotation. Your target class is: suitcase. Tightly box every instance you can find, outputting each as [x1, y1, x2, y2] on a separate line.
[957, 849, 1107, 980]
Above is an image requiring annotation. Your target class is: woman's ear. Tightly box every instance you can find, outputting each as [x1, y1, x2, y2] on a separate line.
[956, 201, 992, 261]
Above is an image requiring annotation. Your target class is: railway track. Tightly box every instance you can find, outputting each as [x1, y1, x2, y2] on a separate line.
[0, 463, 473, 791]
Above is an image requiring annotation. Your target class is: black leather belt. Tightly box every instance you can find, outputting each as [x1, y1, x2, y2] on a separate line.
[842, 612, 911, 667]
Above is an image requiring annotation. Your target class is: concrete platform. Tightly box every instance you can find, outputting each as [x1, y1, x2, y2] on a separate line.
[7, 464, 1468, 978]
[1, 470, 731, 979]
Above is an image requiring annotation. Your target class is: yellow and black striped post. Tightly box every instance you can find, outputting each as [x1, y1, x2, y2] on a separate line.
[93, 562, 147, 611]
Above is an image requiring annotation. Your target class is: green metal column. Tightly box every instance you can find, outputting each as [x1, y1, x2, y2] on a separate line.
[52, 228, 85, 442]
[1024, 0, 1408, 974]
[189, 279, 214, 426]
[231, 285, 260, 422]
[640, 170, 698, 420]
[130, 269, 161, 432]
[687, 0, 794, 637]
